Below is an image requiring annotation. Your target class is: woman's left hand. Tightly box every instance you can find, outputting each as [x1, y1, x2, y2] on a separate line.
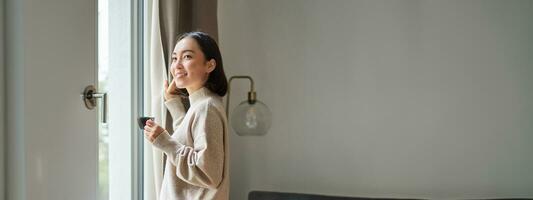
[144, 119, 166, 142]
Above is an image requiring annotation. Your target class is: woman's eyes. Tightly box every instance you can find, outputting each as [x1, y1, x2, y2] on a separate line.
[171, 54, 192, 62]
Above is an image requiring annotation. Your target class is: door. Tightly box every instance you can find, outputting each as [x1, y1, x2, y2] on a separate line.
[6, 0, 98, 199]
[6, 0, 142, 199]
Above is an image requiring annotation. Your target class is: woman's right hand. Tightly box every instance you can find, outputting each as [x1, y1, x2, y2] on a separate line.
[164, 79, 180, 101]
[143, 119, 166, 143]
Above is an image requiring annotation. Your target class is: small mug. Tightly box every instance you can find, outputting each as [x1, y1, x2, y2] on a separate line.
[137, 117, 155, 129]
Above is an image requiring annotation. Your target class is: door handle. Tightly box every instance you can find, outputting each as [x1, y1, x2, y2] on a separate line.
[82, 85, 108, 124]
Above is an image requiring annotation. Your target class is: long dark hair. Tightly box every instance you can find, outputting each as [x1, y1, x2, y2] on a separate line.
[175, 31, 228, 97]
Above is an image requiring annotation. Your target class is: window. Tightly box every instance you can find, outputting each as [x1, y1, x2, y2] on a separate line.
[98, 0, 143, 199]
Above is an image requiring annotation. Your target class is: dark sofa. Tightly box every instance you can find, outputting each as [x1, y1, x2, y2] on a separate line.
[248, 191, 423, 200]
[248, 191, 532, 200]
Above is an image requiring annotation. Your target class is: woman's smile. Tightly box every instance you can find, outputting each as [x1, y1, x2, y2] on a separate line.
[175, 71, 187, 78]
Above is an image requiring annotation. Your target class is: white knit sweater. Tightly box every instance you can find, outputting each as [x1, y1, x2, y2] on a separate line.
[151, 87, 229, 200]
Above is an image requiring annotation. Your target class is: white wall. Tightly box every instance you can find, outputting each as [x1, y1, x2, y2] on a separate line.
[0, 0, 5, 198]
[219, 0, 533, 199]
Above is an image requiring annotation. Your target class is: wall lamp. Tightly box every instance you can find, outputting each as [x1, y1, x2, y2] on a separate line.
[226, 75, 272, 136]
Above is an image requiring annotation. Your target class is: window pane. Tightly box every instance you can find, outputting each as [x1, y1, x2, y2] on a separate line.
[98, 0, 134, 199]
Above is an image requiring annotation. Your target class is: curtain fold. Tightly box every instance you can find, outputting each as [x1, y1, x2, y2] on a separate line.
[145, 0, 219, 199]
[146, 0, 166, 199]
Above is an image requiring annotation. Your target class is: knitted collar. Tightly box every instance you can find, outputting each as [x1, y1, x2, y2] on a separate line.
[188, 87, 212, 106]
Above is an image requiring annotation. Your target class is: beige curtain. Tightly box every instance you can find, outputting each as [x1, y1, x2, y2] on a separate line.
[144, 0, 218, 199]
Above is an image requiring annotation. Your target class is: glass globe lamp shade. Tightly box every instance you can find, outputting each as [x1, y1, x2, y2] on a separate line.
[230, 100, 272, 136]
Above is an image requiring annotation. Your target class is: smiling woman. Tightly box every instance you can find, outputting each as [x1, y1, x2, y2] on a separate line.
[142, 0, 221, 199]
[171, 37, 216, 94]
[171, 32, 227, 97]
[143, 32, 230, 200]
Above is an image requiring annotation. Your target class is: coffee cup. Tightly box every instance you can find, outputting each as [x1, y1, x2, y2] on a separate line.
[137, 117, 155, 129]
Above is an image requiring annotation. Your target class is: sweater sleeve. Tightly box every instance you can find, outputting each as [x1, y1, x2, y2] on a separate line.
[164, 97, 186, 131]
[151, 104, 225, 189]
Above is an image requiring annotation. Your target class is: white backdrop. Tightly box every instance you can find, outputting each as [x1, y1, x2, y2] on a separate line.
[0, 0, 5, 198]
[219, 0, 533, 199]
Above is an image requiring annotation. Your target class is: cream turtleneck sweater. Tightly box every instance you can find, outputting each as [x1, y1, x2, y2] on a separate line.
[151, 87, 229, 200]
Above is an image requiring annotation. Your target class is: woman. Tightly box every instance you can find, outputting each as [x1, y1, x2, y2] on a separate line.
[144, 31, 229, 200]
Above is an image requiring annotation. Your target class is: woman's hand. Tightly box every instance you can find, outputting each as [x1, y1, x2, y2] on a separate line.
[164, 79, 180, 101]
[144, 119, 166, 142]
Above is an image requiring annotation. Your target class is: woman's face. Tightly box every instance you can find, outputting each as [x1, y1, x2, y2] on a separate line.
[170, 37, 215, 93]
